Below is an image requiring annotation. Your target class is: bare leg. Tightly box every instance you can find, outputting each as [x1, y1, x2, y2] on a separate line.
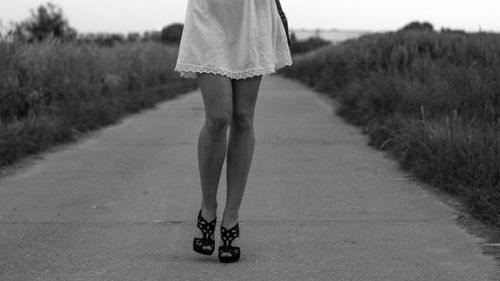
[197, 74, 233, 221]
[222, 75, 263, 228]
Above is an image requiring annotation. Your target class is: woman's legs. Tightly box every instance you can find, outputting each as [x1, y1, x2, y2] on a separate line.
[222, 75, 263, 228]
[196, 73, 262, 228]
[197, 74, 233, 221]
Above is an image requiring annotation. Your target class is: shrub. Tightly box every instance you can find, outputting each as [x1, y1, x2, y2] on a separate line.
[399, 21, 435, 32]
[289, 35, 331, 55]
[11, 2, 77, 43]
[0, 41, 197, 167]
[161, 23, 184, 45]
[281, 29, 500, 225]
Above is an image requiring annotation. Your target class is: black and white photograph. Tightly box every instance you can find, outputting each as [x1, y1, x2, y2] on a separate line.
[0, 0, 499, 280]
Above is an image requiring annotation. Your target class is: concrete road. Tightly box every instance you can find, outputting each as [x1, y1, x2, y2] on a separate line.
[0, 76, 496, 281]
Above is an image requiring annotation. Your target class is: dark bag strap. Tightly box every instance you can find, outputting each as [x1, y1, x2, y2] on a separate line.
[275, 0, 291, 47]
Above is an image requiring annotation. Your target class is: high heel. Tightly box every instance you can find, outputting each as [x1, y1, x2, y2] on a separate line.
[193, 210, 216, 255]
[218, 223, 240, 263]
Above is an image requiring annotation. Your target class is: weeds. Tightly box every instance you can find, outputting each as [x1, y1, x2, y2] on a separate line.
[282, 30, 500, 225]
[0, 40, 197, 168]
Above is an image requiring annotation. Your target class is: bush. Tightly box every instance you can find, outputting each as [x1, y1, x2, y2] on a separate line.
[11, 2, 77, 43]
[161, 23, 184, 45]
[399, 21, 435, 32]
[0, 41, 197, 167]
[289, 34, 331, 55]
[281, 29, 500, 225]
[77, 33, 126, 47]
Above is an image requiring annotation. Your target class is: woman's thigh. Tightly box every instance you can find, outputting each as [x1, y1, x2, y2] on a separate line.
[231, 76, 263, 118]
[197, 73, 233, 119]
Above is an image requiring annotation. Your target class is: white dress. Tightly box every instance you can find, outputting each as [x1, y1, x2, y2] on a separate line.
[175, 0, 292, 80]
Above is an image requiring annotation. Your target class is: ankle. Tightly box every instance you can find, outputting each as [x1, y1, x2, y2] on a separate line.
[201, 205, 217, 221]
[222, 210, 239, 228]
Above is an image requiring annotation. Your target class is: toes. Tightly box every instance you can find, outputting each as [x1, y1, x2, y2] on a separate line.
[220, 252, 232, 258]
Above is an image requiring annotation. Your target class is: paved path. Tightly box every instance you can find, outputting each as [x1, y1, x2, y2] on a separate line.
[0, 76, 496, 281]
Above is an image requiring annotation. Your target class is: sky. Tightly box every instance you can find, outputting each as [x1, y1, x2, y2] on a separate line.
[1, 0, 500, 34]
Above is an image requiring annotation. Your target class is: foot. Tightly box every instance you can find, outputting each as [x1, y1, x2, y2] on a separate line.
[193, 210, 216, 255]
[218, 222, 240, 263]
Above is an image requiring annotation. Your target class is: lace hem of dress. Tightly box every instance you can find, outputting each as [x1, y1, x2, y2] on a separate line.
[175, 63, 292, 80]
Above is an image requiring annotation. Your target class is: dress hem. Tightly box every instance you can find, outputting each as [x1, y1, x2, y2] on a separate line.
[175, 62, 292, 80]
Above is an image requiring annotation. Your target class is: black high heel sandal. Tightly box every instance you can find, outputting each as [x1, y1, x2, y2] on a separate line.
[193, 210, 216, 255]
[218, 223, 240, 263]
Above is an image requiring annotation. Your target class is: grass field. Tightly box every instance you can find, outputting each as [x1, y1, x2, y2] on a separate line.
[0, 40, 197, 169]
[282, 30, 500, 226]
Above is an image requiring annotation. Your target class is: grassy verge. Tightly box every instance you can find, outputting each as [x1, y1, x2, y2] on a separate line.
[281, 31, 500, 226]
[0, 41, 198, 169]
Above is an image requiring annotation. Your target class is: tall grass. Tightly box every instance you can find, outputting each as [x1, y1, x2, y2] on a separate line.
[282, 31, 500, 225]
[0, 40, 197, 168]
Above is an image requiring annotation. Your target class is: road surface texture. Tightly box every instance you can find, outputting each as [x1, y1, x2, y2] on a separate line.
[0, 76, 497, 281]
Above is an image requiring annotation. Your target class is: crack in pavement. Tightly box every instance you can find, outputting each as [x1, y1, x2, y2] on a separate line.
[0, 218, 449, 225]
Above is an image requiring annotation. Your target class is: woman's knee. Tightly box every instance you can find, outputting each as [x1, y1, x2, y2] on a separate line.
[231, 111, 254, 132]
[205, 113, 231, 132]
